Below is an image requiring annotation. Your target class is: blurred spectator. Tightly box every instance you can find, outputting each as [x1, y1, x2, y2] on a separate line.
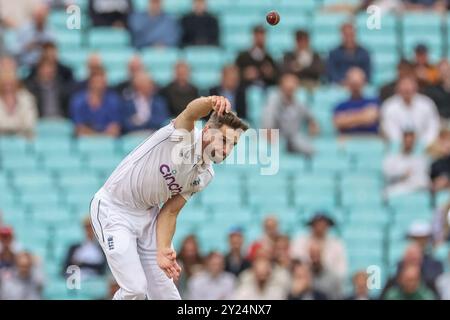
[0, 252, 43, 300]
[88, 0, 133, 28]
[424, 60, 450, 121]
[383, 264, 436, 300]
[430, 129, 450, 191]
[121, 71, 170, 135]
[403, 0, 447, 12]
[73, 53, 104, 93]
[381, 76, 440, 148]
[287, 260, 327, 300]
[0, 71, 38, 138]
[234, 258, 287, 300]
[177, 235, 204, 296]
[25, 58, 71, 118]
[69, 69, 122, 137]
[308, 241, 343, 299]
[383, 129, 430, 197]
[161, 61, 199, 117]
[28, 41, 74, 84]
[405, 221, 444, 285]
[290, 212, 348, 279]
[327, 23, 371, 84]
[128, 0, 180, 49]
[0, 0, 40, 28]
[116, 55, 145, 99]
[273, 234, 291, 270]
[282, 30, 324, 88]
[235, 25, 278, 87]
[379, 59, 415, 103]
[333, 67, 380, 135]
[436, 251, 450, 299]
[0, 226, 17, 271]
[346, 271, 371, 300]
[247, 216, 281, 262]
[180, 0, 219, 47]
[62, 217, 107, 280]
[412, 44, 439, 87]
[209, 65, 247, 119]
[224, 227, 251, 277]
[431, 201, 450, 244]
[186, 252, 236, 300]
[262, 73, 319, 157]
[15, 3, 54, 66]
[0, 55, 18, 78]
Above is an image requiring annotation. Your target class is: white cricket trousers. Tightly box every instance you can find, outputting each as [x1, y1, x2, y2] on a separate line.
[89, 188, 181, 300]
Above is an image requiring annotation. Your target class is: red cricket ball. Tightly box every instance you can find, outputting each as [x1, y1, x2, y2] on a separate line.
[266, 11, 280, 26]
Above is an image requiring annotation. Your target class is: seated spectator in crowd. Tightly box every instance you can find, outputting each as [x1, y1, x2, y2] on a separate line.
[405, 221, 444, 285]
[381, 76, 441, 148]
[430, 130, 450, 191]
[403, 0, 447, 11]
[379, 59, 416, 103]
[290, 212, 348, 280]
[0, 251, 43, 300]
[0, 71, 38, 138]
[28, 41, 74, 85]
[327, 23, 371, 84]
[346, 271, 371, 300]
[186, 252, 236, 300]
[69, 69, 122, 137]
[25, 58, 71, 118]
[224, 227, 251, 277]
[333, 67, 380, 136]
[161, 61, 199, 117]
[273, 234, 291, 271]
[121, 71, 170, 135]
[234, 257, 287, 300]
[383, 264, 437, 300]
[73, 53, 105, 93]
[282, 30, 324, 88]
[62, 217, 107, 280]
[116, 55, 146, 99]
[15, 3, 54, 66]
[128, 0, 180, 49]
[235, 25, 278, 87]
[431, 201, 450, 245]
[246, 216, 281, 262]
[412, 44, 439, 87]
[209, 65, 247, 119]
[383, 129, 430, 197]
[287, 260, 328, 300]
[308, 241, 343, 299]
[177, 235, 204, 297]
[0, 226, 17, 271]
[425, 59, 450, 121]
[89, 0, 133, 28]
[262, 73, 319, 157]
[0, 0, 40, 28]
[436, 251, 450, 299]
[180, 0, 219, 47]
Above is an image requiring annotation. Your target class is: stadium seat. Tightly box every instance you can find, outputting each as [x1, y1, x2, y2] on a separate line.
[0, 136, 31, 154]
[36, 119, 75, 137]
[76, 137, 118, 155]
[42, 154, 84, 172]
[88, 28, 131, 48]
[33, 137, 73, 156]
[53, 29, 83, 49]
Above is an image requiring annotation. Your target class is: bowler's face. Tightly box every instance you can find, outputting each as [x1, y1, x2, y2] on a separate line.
[205, 125, 242, 163]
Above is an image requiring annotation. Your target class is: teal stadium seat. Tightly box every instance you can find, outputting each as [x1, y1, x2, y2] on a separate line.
[36, 119, 75, 137]
[53, 29, 83, 49]
[88, 28, 131, 48]
[312, 13, 351, 54]
[33, 137, 73, 156]
[42, 154, 84, 172]
[76, 137, 118, 155]
[2, 155, 39, 172]
[279, 0, 317, 12]
[0, 136, 31, 154]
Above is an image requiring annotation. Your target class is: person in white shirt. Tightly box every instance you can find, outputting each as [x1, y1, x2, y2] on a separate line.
[381, 76, 441, 148]
[383, 129, 430, 198]
[89, 96, 248, 300]
[186, 252, 236, 300]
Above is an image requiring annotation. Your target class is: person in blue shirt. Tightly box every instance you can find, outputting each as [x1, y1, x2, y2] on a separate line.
[333, 67, 380, 135]
[128, 0, 180, 49]
[70, 69, 122, 137]
[327, 23, 371, 84]
[121, 71, 170, 134]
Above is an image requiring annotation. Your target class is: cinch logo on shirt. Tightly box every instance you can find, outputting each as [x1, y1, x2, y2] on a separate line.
[160, 164, 183, 196]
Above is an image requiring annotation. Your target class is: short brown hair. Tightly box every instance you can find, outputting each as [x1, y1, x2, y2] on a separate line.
[207, 111, 249, 131]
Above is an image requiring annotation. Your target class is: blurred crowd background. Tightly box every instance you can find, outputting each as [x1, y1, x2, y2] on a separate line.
[1, 0, 450, 300]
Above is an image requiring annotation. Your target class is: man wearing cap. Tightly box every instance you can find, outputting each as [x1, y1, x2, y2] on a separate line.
[383, 129, 430, 197]
[290, 212, 348, 279]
